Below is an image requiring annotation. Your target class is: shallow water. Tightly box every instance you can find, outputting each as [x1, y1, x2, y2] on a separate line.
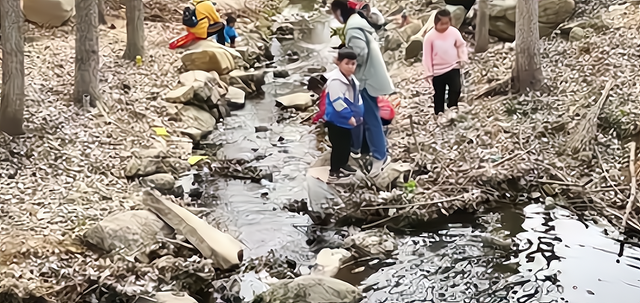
[361, 204, 640, 303]
[202, 84, 320, 264]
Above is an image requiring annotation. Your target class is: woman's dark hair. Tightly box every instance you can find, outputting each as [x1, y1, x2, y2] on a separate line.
[330, 0, 382, 30]
[434, 9, 452, 25]
[330, 0, 356, 24]
[337, 47, 358, 61]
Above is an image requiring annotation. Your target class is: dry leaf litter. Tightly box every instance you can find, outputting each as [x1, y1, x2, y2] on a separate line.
[331, 2, 640, 233]
[0, 0, 292, 300]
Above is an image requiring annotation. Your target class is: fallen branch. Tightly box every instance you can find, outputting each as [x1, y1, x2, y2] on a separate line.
[623, 141, 637, 228]
[360, 194, 465, 210]
[408, 114, 422, 154]
[565, 79, 614, 153]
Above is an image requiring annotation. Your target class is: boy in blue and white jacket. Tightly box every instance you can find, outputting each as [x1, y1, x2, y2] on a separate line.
[324, 48, 364, 182]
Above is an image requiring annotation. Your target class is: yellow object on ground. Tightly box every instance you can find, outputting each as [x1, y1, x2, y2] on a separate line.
[187, 0, 221, 39]
[152, 127, 170, 136]
[188, 155, 209, 165]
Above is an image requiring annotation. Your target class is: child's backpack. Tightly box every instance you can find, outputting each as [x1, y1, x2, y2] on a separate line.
[182, 3, 207, 28]
[312, 90, 328, 123]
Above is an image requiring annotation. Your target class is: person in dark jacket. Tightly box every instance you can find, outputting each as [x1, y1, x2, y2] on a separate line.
[324, 48, 364, 182]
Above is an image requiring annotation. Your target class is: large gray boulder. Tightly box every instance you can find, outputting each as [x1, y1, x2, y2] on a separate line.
[83, 210, 174, 263]
[488, 0, 575, 41]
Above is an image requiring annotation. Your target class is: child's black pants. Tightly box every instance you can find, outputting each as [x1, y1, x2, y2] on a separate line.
[326, 122, 352, 173]
[433, 68, 461, 115]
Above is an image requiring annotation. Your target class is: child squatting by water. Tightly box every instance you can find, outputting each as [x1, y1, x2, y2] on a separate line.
[323, 48, 364, 182]
[422, 9, 469, 115]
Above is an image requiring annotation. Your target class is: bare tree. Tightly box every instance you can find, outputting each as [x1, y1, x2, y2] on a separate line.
[512, 0, 543, 92]
[98, 0, 109, 25]
[474, 0, 489, 53]
[0, 0, 26, 136]
[122, 0, 145, 60]
[74, 0, 101, 107]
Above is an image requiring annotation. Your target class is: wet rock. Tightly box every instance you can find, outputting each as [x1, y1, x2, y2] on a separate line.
[344, 229, 397, 255]
[311, 248, 352, 277]
[181, 42, 237, 75]
[307, 65, 327, 74]
[276, 92, 314, 111]
[253, 275, 361, 303]
[226, 86, 246, 111]
[488, 0, 575, 41]
[125, 157, 191, 178]
[143, 190, 244, 270]
[176, 105, 216, 142]
[273, 69, 290, 78]
[140, 173, 184, 197]
[179, 70, 222, 103]
[164, 86, 194, 104]
[225, 69, 267, 95]
[254, 126, 270, 132]
[569, 27, 585, 41]
[83, 210, 173, 263]
[155, 292, 198, 303]
[23, 0, 75, 27]
[209, 71, 229, 96]
[275, 23, 295, 36]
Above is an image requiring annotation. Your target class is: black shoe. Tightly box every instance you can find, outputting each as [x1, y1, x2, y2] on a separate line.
[341, 165, 357, 175]
[328, 171, 352, 183]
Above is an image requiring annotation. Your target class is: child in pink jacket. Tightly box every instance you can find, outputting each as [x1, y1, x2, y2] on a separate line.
[422, 9, 468, 115]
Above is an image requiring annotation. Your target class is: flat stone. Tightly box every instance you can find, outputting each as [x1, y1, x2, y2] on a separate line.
[179, 70, 215, 86]
[164, 86, 194, 103]
[276, 92, 313, 111]
[181, 48, 236, 75]
[226, 86, 246, 111]
[140, 173, 176, 191]
[254, 275, 361, 303]
[83, 210, 173, 263]
[311, 248, 351, 277]
[569, 27, 585, 42]
[177, 105, 216, 142]
[155, 292, 198, 303]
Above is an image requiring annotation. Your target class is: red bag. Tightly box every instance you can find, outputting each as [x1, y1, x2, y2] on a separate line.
[312, 90, 328, 123]
[377, 96, 395, 121]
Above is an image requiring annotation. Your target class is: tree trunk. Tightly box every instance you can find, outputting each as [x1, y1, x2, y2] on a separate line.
[74, 0, 101, 107]
[0, 0, 26, 136]
[474, 0, 489, 53]
[122, 0, 145, 60]
[98, 0, 108, 25]
[512, 0, 543, 92]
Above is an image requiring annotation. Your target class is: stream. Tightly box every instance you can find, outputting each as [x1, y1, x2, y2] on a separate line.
[196, 5, 640, 303]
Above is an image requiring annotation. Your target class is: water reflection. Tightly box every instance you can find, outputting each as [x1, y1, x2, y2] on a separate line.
[201, 86, 321, 266]
[362, 205, 640, 303]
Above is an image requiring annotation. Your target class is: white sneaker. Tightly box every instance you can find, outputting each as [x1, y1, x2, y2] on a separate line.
[369, 156, 391, 176]
[350, 151, 361, 159]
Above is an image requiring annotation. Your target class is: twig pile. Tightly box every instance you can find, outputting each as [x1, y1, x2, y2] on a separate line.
[335, 3, 640, 231]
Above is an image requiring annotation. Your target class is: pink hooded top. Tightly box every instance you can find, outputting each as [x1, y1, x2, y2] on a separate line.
[422, 26, 468, 78]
